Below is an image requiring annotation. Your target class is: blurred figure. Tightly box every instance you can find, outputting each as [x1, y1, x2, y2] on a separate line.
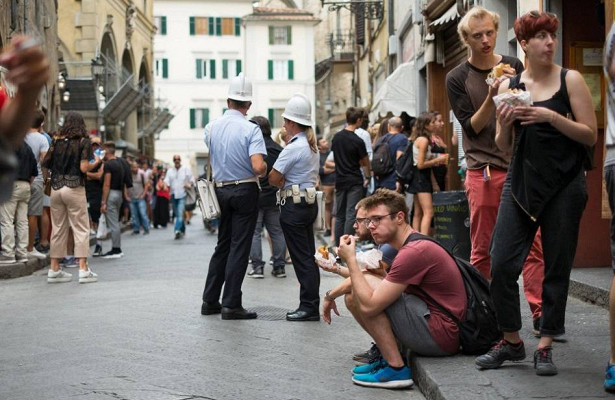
[430, 111, 448, 191]
[129, 161, 150, 235]
[85, 137, 104, 257]
[317, 136, 335, 238]
[153, 168, 170, 228]
[165, 154, 193, 239]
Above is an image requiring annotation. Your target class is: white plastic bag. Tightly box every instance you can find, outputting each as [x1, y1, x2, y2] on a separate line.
[96, 214, 108, 239]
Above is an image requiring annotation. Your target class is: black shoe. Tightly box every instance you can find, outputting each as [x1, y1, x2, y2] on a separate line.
[475, 339, 526, 369]
[286, 310, 320, 322]
[35, 243, 50, 253]
[92, 245, 103, 257]
[201, 302, 222, 315]
[102, 248, 124, 259]
[271, 268, 286, 278]
[221, 307, 257, 320]
[248, 266, 264, 279]
[534, 347, 558, 376]
[175, 231, 181, 240]
[353, 342, 381, 364]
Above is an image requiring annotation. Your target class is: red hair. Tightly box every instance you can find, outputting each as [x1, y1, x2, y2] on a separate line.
[514, 11, 558, 43]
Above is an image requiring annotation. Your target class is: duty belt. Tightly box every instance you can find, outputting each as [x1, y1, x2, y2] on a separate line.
[214, 177, 259, 188]
[277, 185, 316, 206]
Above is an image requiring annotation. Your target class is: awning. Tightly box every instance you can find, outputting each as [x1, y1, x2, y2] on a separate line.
[370, 61, 417, 122]
[138, 108, 175, 139]
[429, 4, 460, 31]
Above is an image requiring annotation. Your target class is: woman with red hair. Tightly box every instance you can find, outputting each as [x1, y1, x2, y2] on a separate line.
[475, 11, 596, 376]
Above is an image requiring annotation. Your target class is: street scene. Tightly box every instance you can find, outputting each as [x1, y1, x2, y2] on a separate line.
[2, 0, 615, 399]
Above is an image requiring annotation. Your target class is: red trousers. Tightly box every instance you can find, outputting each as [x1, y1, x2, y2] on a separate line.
[465, 168, 544, 320]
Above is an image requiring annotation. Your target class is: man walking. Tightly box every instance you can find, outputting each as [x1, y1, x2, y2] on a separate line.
[164, 154, 193, 239]
[201, 73, 267, 320]
[129, 161, 150, 235]
[445, 6, 543, 329]
[101, 142, 132, 258]
[373, 116, 407, 191]
[329, 107, 371, 246]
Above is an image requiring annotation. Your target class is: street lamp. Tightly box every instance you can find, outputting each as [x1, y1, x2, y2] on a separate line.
[57, 72, 66, 90]
[320, 0, 384, 20]
[62, 89, 70, 103]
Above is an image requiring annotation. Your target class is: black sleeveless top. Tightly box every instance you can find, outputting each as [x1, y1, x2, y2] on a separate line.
[508, 68, 585, 221]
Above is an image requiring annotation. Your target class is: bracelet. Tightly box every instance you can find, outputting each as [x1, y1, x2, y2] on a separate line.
[325, 290, 335, 302]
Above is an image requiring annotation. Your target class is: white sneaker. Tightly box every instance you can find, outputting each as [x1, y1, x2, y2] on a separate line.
[47, 269, 72, 283]
[27, 248, 47, 259]
[79, 269, 98, 284]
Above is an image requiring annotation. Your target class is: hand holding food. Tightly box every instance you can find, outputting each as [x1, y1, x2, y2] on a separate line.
[493, 88, 532, 108]
[486, 62, 515, 85]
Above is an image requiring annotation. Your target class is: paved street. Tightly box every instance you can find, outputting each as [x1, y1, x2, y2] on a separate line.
[0, 219, 424, 400]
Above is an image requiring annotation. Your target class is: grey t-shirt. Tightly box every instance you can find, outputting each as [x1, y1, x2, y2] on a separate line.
[24, 132, 49, 182]
[129, 170, 146, 200]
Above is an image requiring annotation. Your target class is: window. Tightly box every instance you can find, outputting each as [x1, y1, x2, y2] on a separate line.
[190, 108, 210, 129]
[196, 59, 216, 79]
[269, 26, 292, 45]
[190, 17, 240, 36]
[222, 59, 242, 79]
[155, 16, 167, 35]
[155, 58, 168, 79]
[268, 108, 285, 128]
[267, 60, 294, 80]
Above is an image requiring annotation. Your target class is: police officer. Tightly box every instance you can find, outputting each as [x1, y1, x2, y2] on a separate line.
[201, 73, 267, 320]
[269, 94, 320, 321]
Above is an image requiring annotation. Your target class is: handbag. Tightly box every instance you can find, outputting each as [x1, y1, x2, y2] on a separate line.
[43, 178, 51, 196]
[313, 190, 326, 231]
[197, 135, 221, 221]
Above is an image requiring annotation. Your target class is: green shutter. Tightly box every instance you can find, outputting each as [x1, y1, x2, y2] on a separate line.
[269, 26, 274, 45]
[234, 18, 241, 36]
[162, 59, 168, 78]
[286, 26, 291, 44]
[268, 60, 273, 80]
[196, 59, 202, 78]
[210, 59, 216, 79]
[189, 17, 195, 35]
[288, 60, 294, 80]
[236, 60, 242, 74]
[190, 109, 195, 129]
[222, 59, 228, 79]
[215, 17, 221, 36]
[268, 108, 274, 126]
[204, 109, 210, 126]
[208, 17, 214, 35]
[161, 16, 167, 35]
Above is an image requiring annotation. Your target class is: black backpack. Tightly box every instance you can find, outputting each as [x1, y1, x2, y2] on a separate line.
[371, 134, 394, 177]
[406, 233, 501, 355]
[395, 141, 415, 185]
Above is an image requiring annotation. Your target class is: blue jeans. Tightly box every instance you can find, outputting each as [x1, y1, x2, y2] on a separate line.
[171, 195, 186, 233]
[250, 206, 286, 270]
[130, 198, 150, 233]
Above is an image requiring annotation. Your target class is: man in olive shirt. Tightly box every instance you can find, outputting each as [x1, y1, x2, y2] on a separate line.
[445, 6, 544, 330]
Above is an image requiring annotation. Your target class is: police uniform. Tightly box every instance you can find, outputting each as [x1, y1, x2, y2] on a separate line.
[273, 132, 320, 314]
[202, 109, 267, 309]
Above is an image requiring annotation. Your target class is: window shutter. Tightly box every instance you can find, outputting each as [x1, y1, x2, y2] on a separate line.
[268, 108, 274, 126]
[208, 17, 214, 35]
[288, 60, 294, 80]
[204, 109, 210, 126]
[210, 59, 216, 79]
[190, 109, 195, 129]
[234, 18, 241, 36]
[161, 16, 167, 35]
[196, 59, 202, 79]
[269, 26, 274, 45]
[268, 60, 273, 80]
[162, 59, 168, 78]
[236, 60, 242, 74]
[189, 17, 195, 35]
[286, 26, 291, 44]
[222, 59, 228, 79]
[215, 17, 222, 36]
[355, 8, 365, 46]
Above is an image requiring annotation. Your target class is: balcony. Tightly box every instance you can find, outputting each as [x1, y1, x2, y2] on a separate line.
[326, 32, 356, 61]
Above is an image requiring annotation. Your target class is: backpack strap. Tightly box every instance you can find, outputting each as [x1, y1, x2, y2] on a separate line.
[403, 233, 462, 325]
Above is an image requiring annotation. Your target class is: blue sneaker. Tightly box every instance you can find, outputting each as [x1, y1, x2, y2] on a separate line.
[352, 365, 414, 389]
[352, 357, 387, 375]
[605, 363, 615, 392]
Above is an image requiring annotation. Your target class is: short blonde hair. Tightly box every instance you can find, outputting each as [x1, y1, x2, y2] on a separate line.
[457, 6, 500, 46]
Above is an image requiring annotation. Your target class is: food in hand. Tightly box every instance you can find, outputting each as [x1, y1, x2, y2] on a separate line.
[317, 245, 329, 259]
[492, 88, 532, 108]
[486, 63, 514, 85]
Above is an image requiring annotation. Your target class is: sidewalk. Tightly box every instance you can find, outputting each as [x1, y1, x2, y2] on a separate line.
[316, 233, 614, 399]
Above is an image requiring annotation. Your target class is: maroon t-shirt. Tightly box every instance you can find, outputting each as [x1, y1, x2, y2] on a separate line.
[385, 239, 467, 354]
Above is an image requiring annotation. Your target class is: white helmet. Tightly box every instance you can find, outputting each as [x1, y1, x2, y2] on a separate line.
[227, 73, 252, 102]
[281, 93, 312, 126]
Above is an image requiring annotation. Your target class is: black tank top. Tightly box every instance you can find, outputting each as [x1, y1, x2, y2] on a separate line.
[508, 68, 585, 220]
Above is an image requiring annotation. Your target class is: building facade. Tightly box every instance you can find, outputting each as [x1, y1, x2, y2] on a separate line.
[58, 0, 157, 157]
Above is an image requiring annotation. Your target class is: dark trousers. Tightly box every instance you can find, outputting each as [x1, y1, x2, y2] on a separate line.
[490, 171, 587, 336]
[280, 200, 319, 313]
[334, 184, 365, 246]
[203, 183, 259, 308]
[605, 164, 615, 272]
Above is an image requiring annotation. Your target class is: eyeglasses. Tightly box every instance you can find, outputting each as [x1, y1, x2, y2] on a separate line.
[355, 213, 397, 228]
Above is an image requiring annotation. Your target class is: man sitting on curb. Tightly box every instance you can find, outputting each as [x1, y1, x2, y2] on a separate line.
[334, 189, 467, 389]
